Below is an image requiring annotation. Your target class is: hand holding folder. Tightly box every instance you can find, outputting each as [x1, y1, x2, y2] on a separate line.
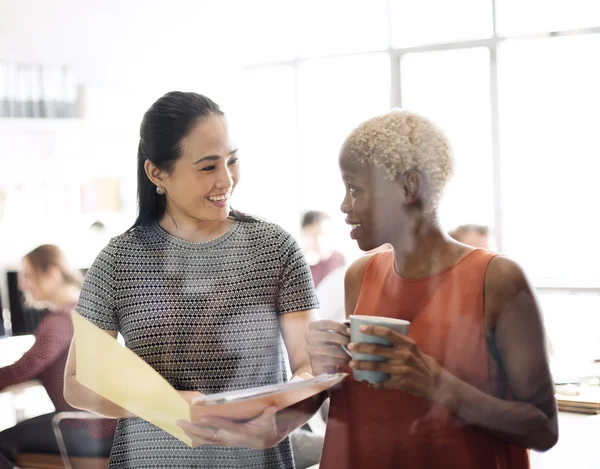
[72, 311, 346, 446]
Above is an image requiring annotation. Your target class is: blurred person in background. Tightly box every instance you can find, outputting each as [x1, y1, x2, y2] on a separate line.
[300, 211, 345, 288]
[0, 244, 115, 469]
[316, 243, 391, 324]
[449, 224, 490, 249]
[306, 110, 557, 468]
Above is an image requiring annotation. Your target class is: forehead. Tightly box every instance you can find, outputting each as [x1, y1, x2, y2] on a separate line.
[339, 145, 389, 184]
[339, 144, 368, 178]
[180, 114, 232, 158]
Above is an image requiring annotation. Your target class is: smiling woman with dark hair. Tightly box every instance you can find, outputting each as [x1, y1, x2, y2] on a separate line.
[63, 92, 322, 469]
[306, 110, 557, 469]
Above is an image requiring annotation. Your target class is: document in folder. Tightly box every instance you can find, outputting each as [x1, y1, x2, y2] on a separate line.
[72, 311, 346, 446]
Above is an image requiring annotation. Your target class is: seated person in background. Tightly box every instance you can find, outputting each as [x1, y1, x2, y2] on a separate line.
[449, 224, 490, 249]
[0, 245, 115, 468]
[306, 110, 557, 468]
[300, 210, 345, 287]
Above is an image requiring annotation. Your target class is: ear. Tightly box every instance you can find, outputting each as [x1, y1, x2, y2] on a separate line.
[401, 170, 423, 205]
[144, 160, 169, 187]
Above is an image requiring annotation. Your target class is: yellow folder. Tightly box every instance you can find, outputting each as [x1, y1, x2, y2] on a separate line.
[72, 311, 346, 446]
[72, 311, 191, 444]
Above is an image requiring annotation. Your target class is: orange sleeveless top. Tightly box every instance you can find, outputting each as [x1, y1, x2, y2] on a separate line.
[320, 249, 529, 469]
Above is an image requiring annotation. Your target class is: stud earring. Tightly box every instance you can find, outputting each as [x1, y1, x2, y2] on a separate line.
[156, 186, 166, 195]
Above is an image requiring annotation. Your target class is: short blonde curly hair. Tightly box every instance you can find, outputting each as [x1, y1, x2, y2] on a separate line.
[343, 109, 454, 217]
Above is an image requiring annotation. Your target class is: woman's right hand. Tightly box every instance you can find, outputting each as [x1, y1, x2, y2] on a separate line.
[179, 390, 205, 404]
[305, 320, 351, 375]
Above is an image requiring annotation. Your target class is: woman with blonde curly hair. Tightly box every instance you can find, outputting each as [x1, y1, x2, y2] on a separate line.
[306, 110, 557, 468]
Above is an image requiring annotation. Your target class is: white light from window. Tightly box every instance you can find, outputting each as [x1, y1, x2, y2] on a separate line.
[391, 0, 493, 47]
[401, 47, 494, 236]
[496, 0, 600, 36]
[497, 35, 600, 286]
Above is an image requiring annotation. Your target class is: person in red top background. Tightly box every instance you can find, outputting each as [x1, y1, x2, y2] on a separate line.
[300, 210, 346, 288]
[305, 110, 558, 468]
[0, 244, 115, 468]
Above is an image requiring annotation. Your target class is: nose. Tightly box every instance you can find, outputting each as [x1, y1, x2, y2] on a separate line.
[340, 192, 351, 215]
[216, 164, 234, 190]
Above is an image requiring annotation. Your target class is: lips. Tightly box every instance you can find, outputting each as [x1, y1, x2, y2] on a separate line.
[346, 221, 362, 239]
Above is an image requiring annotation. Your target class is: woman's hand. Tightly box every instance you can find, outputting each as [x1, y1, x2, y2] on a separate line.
[305, 320, 351, 375]
[177, 406, 284, 449]
[178, 390, 205, 403]
[348, 324, 451, 402]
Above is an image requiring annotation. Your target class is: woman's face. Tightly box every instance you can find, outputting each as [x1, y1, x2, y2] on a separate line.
[161, 114, 240, 224]
[339, 147, 411, 252]
[21, 258, 54, 302]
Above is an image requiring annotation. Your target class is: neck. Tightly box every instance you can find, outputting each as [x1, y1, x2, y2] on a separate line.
[159, 207, 232, 243]
[47, 284, 79, 308]
[390, 218, 465, 279]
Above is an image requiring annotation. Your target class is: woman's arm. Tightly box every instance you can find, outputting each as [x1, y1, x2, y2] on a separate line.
[277, 309, 327, 434]
[0, 314, 71, 391]
[63, 328, 134, 418]
[281, 309, 316, 376]
[349, 256, 558, 451]
[453, 256, 558, 449]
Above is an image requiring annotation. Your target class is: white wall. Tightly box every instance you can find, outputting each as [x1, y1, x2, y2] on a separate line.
[0, 0, 244, 87]
[0, 0, 307, 264]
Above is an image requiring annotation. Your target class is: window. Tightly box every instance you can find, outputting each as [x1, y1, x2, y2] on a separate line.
[401, 48, 494, 233]
[538, 291, 600, 365]
[296, 54, 391, 217]
[496, 0, 600, 36]
[236, 1, 600, 299]
[497, 35, 600, 286]
[230, 66, 298, 233]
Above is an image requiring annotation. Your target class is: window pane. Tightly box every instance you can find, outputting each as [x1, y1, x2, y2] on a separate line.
[296, 54, 391, 220]
[230, 67, 298, 233]
[401, 48, 494, 237]
[538, 292, 600, 370]
[496, 0, 600, 36]
[498, 36, 600, 286]
[391, 0, 493, 47]
[297, 0, 388, 56]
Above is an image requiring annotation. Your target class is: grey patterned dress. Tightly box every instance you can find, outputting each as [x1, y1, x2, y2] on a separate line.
[76, 219, 319, 468]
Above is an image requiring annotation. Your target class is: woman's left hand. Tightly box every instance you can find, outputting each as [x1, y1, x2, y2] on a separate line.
[348, 324, 450, 401]
[177, 406, 285, 449]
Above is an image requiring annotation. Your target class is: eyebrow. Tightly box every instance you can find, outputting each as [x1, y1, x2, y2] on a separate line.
[193, 149, 238, 165]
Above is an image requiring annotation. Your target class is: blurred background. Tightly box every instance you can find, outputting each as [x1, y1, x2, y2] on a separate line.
[0, 1, 599, 466]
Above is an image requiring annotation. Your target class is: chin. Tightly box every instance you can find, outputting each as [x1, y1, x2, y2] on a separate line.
[356, 238, 376, 252]
[200, 208, 230, 222]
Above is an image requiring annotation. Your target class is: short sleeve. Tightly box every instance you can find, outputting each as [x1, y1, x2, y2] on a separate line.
[76, 243, 119, 330]
[276, 230, 320, 314]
